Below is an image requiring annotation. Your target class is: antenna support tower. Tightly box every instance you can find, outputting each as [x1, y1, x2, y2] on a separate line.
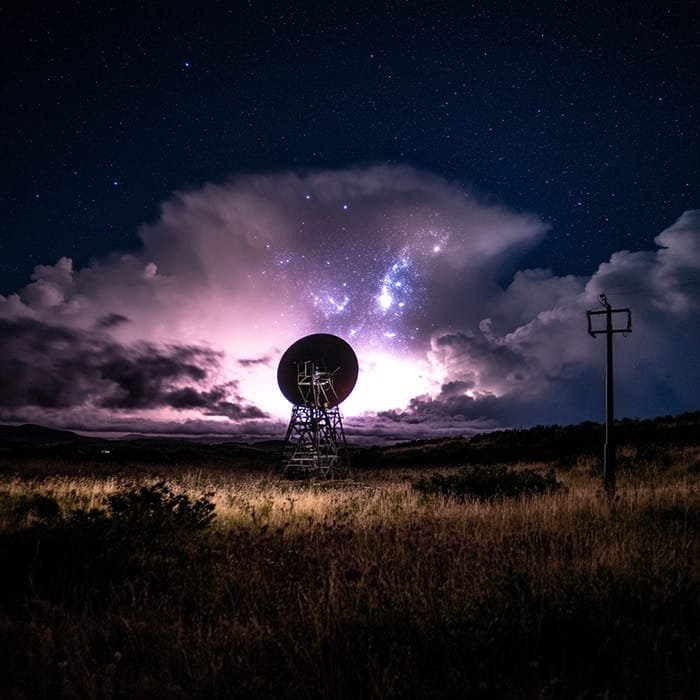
[277, 334, 358, 479]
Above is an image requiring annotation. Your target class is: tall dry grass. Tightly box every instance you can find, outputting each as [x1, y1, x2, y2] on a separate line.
[0, 449, 698, 698]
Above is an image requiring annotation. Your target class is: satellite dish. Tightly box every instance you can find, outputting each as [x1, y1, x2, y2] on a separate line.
[277, 333, 358, 408]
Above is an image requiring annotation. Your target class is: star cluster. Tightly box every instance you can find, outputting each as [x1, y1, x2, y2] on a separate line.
[263, 197, 460, 350]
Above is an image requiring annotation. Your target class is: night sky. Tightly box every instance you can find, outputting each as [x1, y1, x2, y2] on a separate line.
[1, 2, 699, 441]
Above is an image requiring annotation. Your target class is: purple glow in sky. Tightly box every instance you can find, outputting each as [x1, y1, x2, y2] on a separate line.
[1, 166, 698, 442]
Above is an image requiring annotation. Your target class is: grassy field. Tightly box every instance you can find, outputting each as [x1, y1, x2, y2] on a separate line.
[0, 446, 698, 698]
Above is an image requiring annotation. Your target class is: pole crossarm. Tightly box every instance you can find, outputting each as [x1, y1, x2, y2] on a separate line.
[586, 307, 632, 336]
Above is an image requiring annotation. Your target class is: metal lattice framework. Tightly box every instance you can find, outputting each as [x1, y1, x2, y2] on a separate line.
[280, 360, 350, 479]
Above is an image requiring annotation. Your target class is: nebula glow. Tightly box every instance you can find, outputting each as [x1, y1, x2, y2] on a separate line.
[1, 166, 699, 441]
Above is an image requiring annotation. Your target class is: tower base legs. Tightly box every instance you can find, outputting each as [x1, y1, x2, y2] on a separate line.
[279, 405, 350, 479]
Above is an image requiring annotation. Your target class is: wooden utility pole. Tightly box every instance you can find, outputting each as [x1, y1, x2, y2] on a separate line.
[587, 294, 632, 496]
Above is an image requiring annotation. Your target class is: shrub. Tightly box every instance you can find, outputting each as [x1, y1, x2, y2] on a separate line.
[67, 481, 217, 579]
[412, 464, 564, 501]
[0, 482, 216, 604]
[103, 480, 215, 537]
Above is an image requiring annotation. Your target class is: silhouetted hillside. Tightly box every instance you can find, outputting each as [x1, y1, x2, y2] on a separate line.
[0, 424, 83, 444]
[0, 424, 277, 468]
[354, 411, 700, 468]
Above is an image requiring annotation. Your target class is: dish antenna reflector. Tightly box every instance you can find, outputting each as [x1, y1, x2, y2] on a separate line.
[277, 333, 358, 478]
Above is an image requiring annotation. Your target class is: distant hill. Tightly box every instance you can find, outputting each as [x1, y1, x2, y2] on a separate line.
[1, 411, 698, 469]
[0, 424, 85, 444]
[0, 423, 277, 467]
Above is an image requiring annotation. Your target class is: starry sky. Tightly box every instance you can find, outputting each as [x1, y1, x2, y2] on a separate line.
[1, 2, 699, 441]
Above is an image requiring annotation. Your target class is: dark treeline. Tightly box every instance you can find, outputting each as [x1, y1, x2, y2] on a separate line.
[353, 411, 700, 468]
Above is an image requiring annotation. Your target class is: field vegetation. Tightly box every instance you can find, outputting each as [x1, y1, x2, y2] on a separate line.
[0, 417, 699, 698]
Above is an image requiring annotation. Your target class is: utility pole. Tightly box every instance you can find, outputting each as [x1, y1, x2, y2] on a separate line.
[587, 294, 632, 496]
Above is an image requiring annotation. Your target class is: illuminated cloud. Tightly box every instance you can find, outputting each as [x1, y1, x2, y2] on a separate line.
[0, 165, 698, 441]
[392, 210, 700, 430]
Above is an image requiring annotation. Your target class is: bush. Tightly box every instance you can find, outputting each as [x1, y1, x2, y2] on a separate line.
[103, 480, 215, 537]
[0, 482, 216, 604]
[68, 481, 216, 580]
[412, 464, 564, 501]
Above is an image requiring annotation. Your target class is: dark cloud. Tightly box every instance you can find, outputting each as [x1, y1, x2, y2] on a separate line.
[431, 330, 543, 399]
[96, 313, 130, 328]
[166, 385, 267, 419]
[206, 400, 268, 420]
[237, 356, 272, 367]
[166, 386, 221, 409]
[0, 317, 267, 420]
[97, 345, 209, 409]
[376, 371, 602, 430]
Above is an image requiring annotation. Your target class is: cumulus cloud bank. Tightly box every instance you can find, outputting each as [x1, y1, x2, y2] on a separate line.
[0, 166, 698, 441]
[371, 210, 700, 437]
